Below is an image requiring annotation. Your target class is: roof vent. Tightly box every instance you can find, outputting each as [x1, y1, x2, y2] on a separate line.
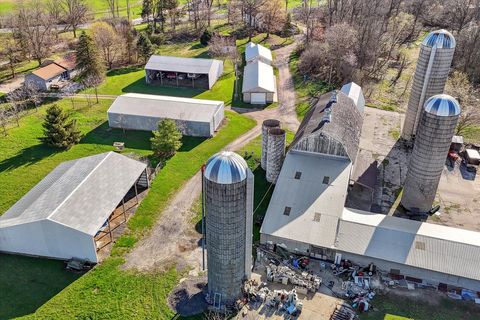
[322, 108, 332, 123]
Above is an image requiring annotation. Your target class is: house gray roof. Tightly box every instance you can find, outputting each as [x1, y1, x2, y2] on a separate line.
[0, 152, 146, 236]
[291, 91, 363, 162]
[145, 55, 223, 75]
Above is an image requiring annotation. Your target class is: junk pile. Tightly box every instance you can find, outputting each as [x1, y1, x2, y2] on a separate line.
[330, 304, 358, 320]
[242, 279, 304, 316]
[266, 263, 322, 293]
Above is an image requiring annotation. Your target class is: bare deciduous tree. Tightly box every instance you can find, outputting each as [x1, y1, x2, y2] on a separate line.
[90, 21, 121, 69]
[259, 0, 286, 38]
[0, 35, 22, 79]
[446, 71, 480, 135]
[12, 0, 56, 65]
[62, 0, 89, 38]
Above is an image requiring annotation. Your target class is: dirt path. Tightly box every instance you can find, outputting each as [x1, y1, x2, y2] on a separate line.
[123, 36, 302, 273]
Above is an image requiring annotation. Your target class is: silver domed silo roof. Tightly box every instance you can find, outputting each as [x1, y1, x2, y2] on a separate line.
[424, 94, 461, 116]
[204, 151, 248, 184]
[422, 29, 456, 48]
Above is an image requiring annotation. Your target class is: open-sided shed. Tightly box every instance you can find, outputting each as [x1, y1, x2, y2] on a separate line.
[107, 93, 224, 137]
[145, 55, 224, 89]
[0, 152, 148, 263]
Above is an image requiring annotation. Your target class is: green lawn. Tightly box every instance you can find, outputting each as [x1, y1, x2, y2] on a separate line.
[0, 96, 255, 319]
[0, 0, 143, 18]
[89, 32, 292, 108]
[358, 293, 480, 320]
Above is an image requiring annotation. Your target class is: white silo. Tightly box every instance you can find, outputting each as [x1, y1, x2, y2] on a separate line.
[261, 119, 280, 170]
[203, 151, 254, 308]
[266, 128, 286, 184]
[401, 94, 461, 213]
[402, 30, 456, 141]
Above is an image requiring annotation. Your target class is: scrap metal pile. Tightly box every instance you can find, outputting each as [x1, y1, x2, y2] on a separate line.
[266, 263, 322, 293]
[243, 279, 304, 317]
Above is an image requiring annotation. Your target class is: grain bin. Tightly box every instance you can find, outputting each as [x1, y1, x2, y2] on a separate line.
[401, 94, 460, 213]
[261, 119, 280, 170]
[203, 151, 254, 307]
[402, 30, 456, 140]
[266, 128, 286, 184]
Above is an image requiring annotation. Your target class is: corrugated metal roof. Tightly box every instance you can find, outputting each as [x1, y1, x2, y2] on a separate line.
[422, 29, 456, 49]
[245, 42, 273, 64]
[107, 93, 224, 123]
[242, 60, 276, 93]
[290, 91, 363, 162]
[204, 151, 248, 184]
[424, 94, 461, 116]
[260, 151, 352, 247]
[337, 208, 480, 281]
[340, 82, 365, 114]
[32, 63, 67, 80]
[145, 55, 223, 74]
[0, 152, 146, 236]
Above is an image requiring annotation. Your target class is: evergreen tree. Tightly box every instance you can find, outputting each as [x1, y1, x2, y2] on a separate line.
[42, 105, 82, 149]
[200, 29, 212, 46]
[150, 119, 182, 158]
[137, 33, 154, 63]
[76, 31, 105, 84]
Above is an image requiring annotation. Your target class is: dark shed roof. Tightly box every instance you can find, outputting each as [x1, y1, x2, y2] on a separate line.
[291, 91, 363, 162]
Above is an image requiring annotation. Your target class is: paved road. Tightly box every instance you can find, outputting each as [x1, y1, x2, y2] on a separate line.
[123, 35, 303, 272]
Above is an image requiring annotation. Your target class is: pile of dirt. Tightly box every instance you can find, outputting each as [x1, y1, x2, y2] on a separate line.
[168, 275, 208, 316]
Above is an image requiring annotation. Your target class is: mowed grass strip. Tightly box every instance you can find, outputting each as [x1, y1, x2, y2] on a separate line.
[0, 97, 255, 319]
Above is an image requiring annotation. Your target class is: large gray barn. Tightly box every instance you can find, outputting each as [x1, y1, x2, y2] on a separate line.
[261, 88, 480, 292]
[0, 152, 148, 263]
[107, 93, 225, 137]
[145, 55, 224, 89]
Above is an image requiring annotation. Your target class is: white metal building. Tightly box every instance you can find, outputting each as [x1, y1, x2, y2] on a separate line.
[0, 152, 148, 263]
[261, 88, 480, 292]
[107, 93, 225, 137]
[145, 55, 224, 89]
[245, 42, 273, 65]
[242, 60, 277, 105]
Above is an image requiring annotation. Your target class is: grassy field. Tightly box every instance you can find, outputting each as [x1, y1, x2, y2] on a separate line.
[89, 32, 292, 107]
[358, 292, 480, 320]
[0, 0, 144, 18]
[0, 96, 255, 318]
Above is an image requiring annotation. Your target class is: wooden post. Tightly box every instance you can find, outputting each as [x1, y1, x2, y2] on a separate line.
[160, 72, 163, 85]
[134, 182, 139, 204]
[107, 216, 113, 242]
[176, 72, 179, 86]
[122, 198, 127, 222]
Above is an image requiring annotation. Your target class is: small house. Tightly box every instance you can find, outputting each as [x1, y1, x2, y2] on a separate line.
[245, 42, 273, 65]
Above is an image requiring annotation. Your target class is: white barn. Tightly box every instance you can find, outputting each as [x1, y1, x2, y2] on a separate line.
[0, 152, 148, 263]
[242, 60, 277, 105]
[245, 42, 273, 65]
[107, 93, 225, 137]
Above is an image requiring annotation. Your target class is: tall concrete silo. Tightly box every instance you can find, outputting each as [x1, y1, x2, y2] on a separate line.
[261, 119, 280, 170]
[401, 94, 461, 213]
[402, 29, 456, 141]
[266, 128, 286, 184]
[203, 151, 254, 307]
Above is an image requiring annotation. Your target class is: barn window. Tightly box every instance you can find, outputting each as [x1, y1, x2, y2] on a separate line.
[294, 171, 302, 179]
[283, 207, 291, 216]
[323, 176, 330, 184]
[415, 241, 426, 250]
[313, 212, 321, 222]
